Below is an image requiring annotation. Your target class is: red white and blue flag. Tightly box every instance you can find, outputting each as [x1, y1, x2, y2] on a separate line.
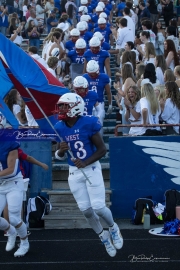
[0, 33, 70, 130]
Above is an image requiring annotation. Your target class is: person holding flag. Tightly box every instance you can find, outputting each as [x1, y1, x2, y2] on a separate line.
[54, 92, 123, 257]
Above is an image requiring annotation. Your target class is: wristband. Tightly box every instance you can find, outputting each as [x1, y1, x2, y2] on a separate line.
[55, 150, 67, 160]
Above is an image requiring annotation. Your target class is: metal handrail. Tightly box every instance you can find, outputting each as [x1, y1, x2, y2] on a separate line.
[114, 124, 180, 136]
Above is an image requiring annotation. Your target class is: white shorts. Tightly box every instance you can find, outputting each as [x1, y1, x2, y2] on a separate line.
[0, 173, 24, 215]
[68, 161, 106, 211]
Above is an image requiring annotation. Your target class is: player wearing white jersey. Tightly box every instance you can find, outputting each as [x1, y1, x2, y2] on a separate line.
[0, 142, 29, 257]
[54, 93, 123, 257]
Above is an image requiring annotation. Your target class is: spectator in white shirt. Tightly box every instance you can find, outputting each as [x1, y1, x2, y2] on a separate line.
[124, 41, 139, 62]
[28, 46, 48, 69]
[141, 20, 156, 47]
[126, 1, 138, 29]
[123, 7, 135, 38]
[112, 17, 134, 49]
[47, 56, 60, 80]
[155, 55, 167, 85]
[25, 9, 39, 28]
[160, 81, 180, 135]
[22, 0, 28, 21]
[166, 25, 179, 52]
[140, 83, 161, 136]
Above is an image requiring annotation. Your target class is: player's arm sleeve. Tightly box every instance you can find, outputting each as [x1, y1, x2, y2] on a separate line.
[89, 117, 102, 137]
[54, 123, 62, 143]
[9, 141, 20, 152]
[104, 75, 110, 85]
[18, 148, 28, 160]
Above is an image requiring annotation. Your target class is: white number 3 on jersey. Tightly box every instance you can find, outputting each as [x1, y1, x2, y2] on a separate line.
[74, 141, 87, 159]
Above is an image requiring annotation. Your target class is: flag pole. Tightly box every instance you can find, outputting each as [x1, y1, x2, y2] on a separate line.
[25, 88, 92, 185]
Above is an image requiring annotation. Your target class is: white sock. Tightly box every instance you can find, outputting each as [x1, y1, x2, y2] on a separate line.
[109, 223, 118, 232]
[0, 218, 11, 231]
[20, 238, 29, 246]
[16, 222, 27, 239]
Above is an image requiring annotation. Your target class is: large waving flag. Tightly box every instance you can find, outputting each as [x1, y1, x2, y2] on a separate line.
[0, 97, 19, 129]
[0, 33, 70, 129]
[0, 59, 13, 98]
[0, 59, 19, 128]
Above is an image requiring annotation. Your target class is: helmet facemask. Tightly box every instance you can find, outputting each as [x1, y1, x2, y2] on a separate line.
[74, 87, 88, 98]
[90, 46, 100, 54]
[76, 48, 86, 56]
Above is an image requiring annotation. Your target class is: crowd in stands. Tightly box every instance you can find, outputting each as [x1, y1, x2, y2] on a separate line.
[1, 0, 180, 136]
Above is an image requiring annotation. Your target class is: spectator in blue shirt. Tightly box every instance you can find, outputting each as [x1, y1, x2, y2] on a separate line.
[0, 5, 9, 36]
[116, 0, 126, 17]
[139, 2, 151, 25]
[47, 10, 58, 33]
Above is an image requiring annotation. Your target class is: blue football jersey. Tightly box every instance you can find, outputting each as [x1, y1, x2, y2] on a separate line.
[54, 116, 101, 166]
[94, 27, 112, 43]
[65, 40, 76, 52]
[0, 141, 21, 180]
[83, 91, 98, 115]
[68, 50, 85, 64]
[84, 49, 109, 73]
[94, 22, 111, 28]
[80, 31, 93, 44]
[88, 22, 94, 32]
[83, 73, 110, 102]
[101, 41, 111, 51]
[106, 3, 112, 11]
[91, 14, 99, 24]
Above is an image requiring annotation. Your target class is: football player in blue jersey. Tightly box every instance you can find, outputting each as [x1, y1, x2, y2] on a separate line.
[73, 76, 99, 115]
[94, 17, 113, 45]
[80, 0, 94, 13]
[94, 12, 111, 29]
[77, 6, 88, 22]
[93, 31, 111, 51]
[80, 15, 94, 32]
[67, 38, 86, 64]
[83, 60, 112, 131]
[76, 21, 93, 44]
[97, 2, 111, 18]
[92, 5, 104, 24]
[0, 142, 29, 257]
[65, 28, 80, 52]
[54, 93, 123, 257]
[83, 36, 111, 77]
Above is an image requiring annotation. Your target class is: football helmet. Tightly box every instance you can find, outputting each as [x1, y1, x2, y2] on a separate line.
[77, 21, 88, 35]
[98, 2, 105, 9]
[78, 6, 88, 14]
[73, 76, 89, 98]
[56, 93, 85, 120]
[75, 38, 86, 56]
[70, 28, 80, 42]
[99, 12, 107, 19]
[86, 60, 100, 79]
[80, 14, 91, 22]
[81, 0, 88, 4]
[98, 17, 106, 30]
[89, 36, 101, 54]
[93, 31, 104, 42]
[95, 5, 103, 13]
